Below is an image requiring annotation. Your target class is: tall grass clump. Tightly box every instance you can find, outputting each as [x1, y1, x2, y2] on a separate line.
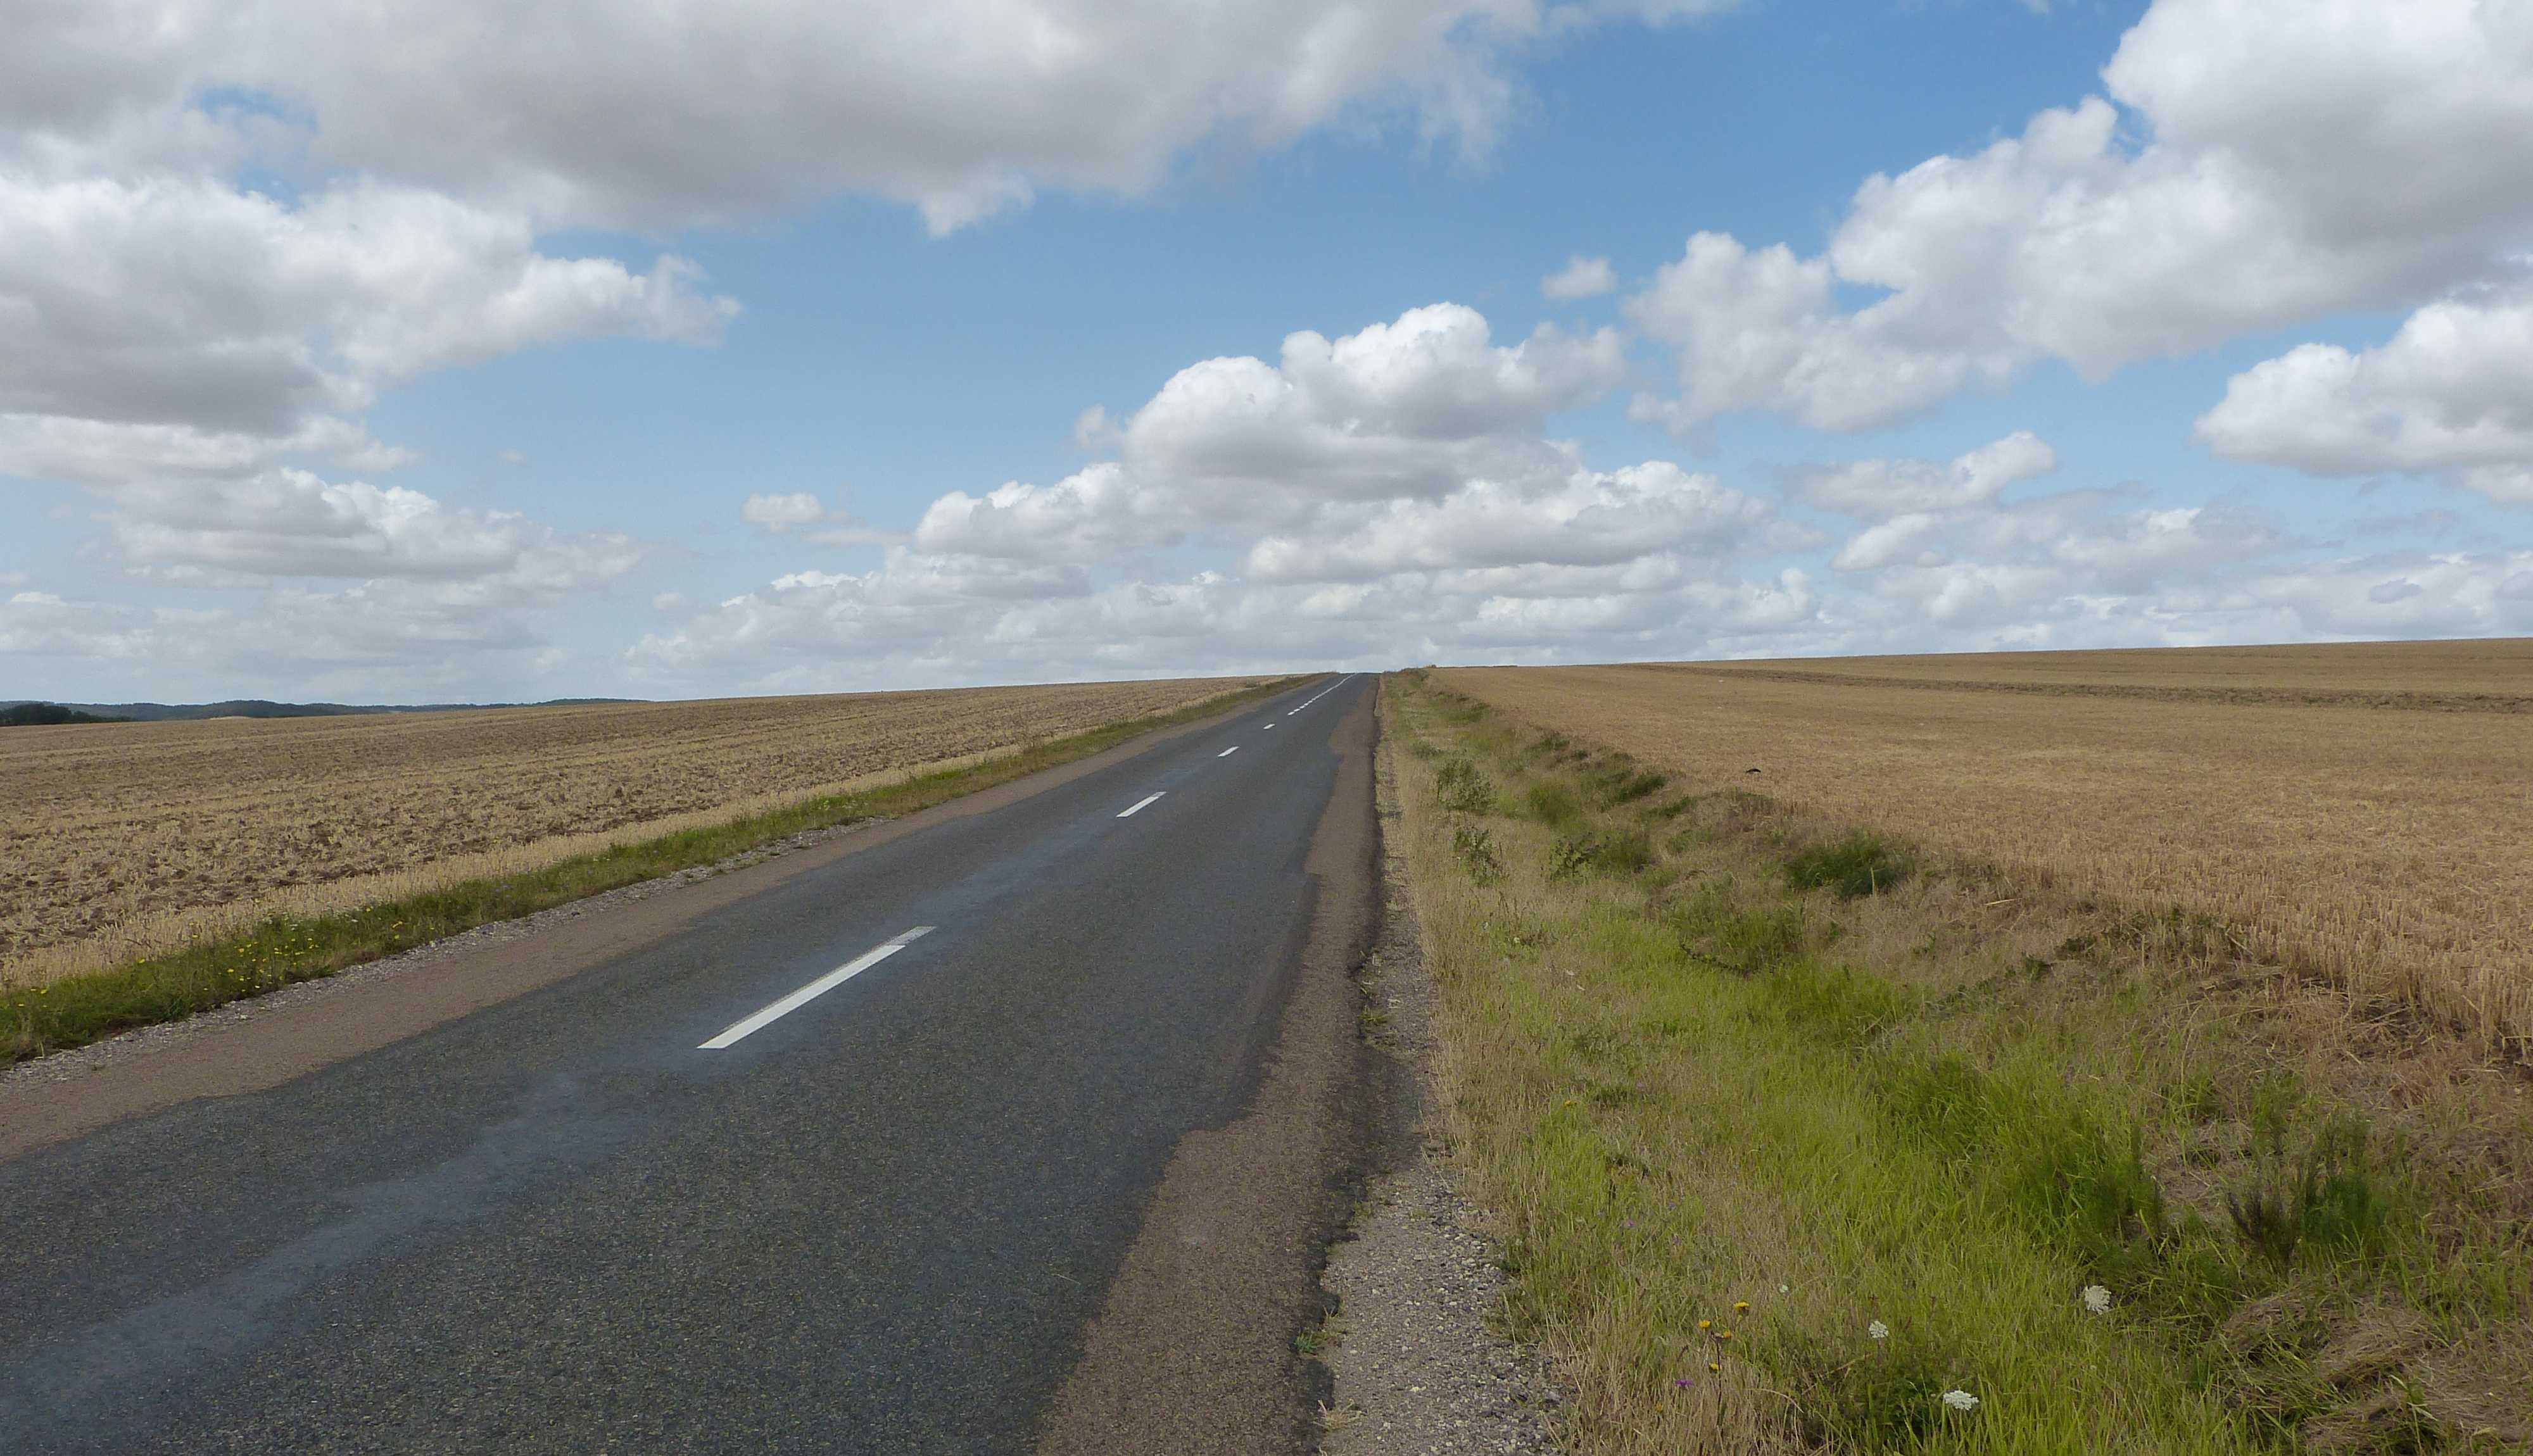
[1784, 831, 1911, 899]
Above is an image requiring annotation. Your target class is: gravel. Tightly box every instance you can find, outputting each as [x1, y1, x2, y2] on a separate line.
[1314, 744, 1561, 1455]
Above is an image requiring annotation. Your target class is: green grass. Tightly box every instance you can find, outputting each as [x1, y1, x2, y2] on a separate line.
[3, 677, 1301, 1062]
[1386, 675, 2523, 1454]
[1784, 830, 1912, 899]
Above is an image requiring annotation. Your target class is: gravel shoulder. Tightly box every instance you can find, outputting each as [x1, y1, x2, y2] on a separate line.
[1312, 720, 1562, 1455]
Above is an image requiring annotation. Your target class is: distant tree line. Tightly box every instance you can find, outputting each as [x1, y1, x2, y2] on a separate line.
[0, 703, 130, 727]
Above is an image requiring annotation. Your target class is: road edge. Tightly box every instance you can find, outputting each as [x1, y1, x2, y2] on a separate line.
[1034, 679, 1387, 1456]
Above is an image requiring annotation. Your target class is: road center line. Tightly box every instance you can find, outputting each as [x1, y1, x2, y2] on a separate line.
[1217, 745, 1239, 757]
[1118, 792, 1166, 817]
[1286, 674, 1349, 715]
[699, 926, 934, 1050]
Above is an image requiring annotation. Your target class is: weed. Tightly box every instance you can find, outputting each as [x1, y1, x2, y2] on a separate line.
[2227, 1097, 2392, 1267]
[1435, 755, 1496, 814]
[1784, 831, 1912, 900]
[1755, 959, 1916, 1050]
[1453, 824, 1505, 884]
[1582, 762, 1669, 808]
[1547, 829, 1654, 881]
[1669, 881, 1808, 974]
[1787, 1324, 1968, 1448]
[1520, 779, 1585, 830]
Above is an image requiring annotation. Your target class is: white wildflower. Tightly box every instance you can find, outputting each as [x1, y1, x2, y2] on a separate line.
[1941, 1390, 1980, 1412]
[2082, 1284, 2112, 1314]
[1867, 1321, 1889, 1340]
[1778, 1284, 1790, 1294]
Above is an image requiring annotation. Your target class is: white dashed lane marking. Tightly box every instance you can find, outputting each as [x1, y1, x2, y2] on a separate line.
[699, 927, 935, 1050]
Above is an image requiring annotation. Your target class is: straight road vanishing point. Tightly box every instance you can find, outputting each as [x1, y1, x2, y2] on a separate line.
[0, 675, 1375, 1455]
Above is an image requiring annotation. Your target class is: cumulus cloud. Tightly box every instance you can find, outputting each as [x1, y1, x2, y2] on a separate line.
[909, 303, 1631, 571]
[636, 300, 1793, 686]
[1541, 254, 1617, 300]
[4, 0, 1725, 235]
[1243, 463, 1765, 582]
[1802, 431, 2058, 518]
[94, 472, 650, 593]
[1628, 0, 2533, 430]
[2195, 287, 2533, 504]
[0, 465, 654, 691]
[1795, 434, 2285, 637]
[741, 493, 828, 533]
[1118, 303, 1626, 522]
[0, 175, 733, 460]
[916, 463, 1175, 562]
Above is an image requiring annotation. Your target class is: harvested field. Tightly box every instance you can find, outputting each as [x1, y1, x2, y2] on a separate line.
[1434, 641, 2533, 1053]
[2, 677, 1268, 986]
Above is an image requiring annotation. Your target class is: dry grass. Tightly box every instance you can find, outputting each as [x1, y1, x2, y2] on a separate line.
[1, 677, 1266, 987]
[1434, 641, 2533, 1056]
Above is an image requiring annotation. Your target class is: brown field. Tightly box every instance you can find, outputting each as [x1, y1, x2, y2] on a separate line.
[1, 677, 1269, 986]
[1435, 639, 2533, 1054]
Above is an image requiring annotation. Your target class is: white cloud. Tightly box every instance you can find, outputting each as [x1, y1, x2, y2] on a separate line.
[1541, 254, 1617, 300]
[916, 463, 1177, 562]
[1796, 434, 2285, 639]
[742, 490, 897, 548]
[0, 471, 652, 691]
[0, 176, 733, 441]
[4, 0, 1727, 236]
[97, 472, 650, 594]
[1243, 462, 1766, 582]
[1628, 0, 2533, 430]
[742, 493, 829, 533]
[1119, 303, 1626, 522]
[909, 303, 1631, 568]
[1803, 431, 2058, 518]
[2195, 286, 2533, 504]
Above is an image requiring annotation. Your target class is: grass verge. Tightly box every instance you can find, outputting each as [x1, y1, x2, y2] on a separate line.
[1384, 671, 2532, 1453]
[4, 677, 1304, 1063]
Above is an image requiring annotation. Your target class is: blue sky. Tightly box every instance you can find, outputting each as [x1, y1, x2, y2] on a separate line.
[4, 0, 2529, 701]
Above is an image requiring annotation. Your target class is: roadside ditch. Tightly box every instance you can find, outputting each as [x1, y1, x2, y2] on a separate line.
[1372, 669, 2532, 1454]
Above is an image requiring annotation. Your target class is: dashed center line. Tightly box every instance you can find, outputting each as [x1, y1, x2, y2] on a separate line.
[1117, 792, 1166, 818]
[699, 926, 934, 1050]
[1218, 745, 1239, 757]
[1286, 674, 1349, 715]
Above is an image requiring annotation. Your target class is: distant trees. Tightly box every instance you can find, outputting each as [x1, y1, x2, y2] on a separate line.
[0, 703, 127, 727]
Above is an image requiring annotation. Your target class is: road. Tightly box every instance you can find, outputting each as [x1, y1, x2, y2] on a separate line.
[0, 673, 1379, 1455]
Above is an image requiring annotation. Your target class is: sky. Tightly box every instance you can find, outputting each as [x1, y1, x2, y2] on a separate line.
[4, 0, 2532, 703]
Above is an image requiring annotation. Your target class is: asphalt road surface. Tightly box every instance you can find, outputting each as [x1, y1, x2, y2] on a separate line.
[0, 673, 1377, 1454]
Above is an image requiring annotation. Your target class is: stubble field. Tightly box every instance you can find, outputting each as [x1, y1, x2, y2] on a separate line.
[1436, 639, 2533, 1052]
[1, 676, 1269, 987]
